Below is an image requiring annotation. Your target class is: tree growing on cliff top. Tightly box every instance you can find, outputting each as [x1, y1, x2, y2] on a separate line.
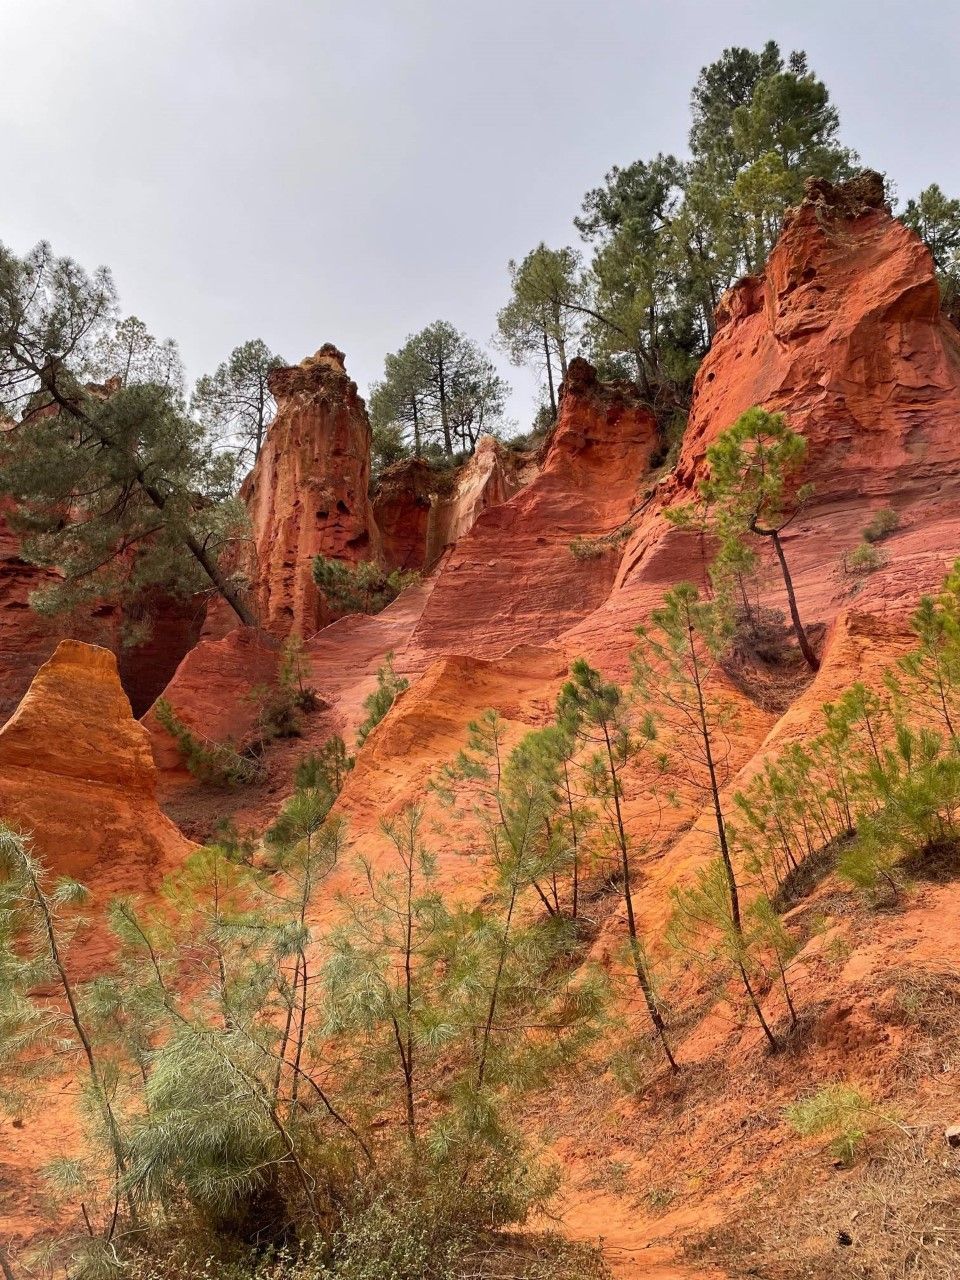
[496, 244, 584, 420]
[902, 183, 960, 323]
[562, 42, 857, 410]
[574, 153, 702, 404]
[685, 43, 856, 281]
[0, 240, 255, 626]
[371, 322, 509, 458]
[192, 337, 286, 470]
[90, 313, 184, 392]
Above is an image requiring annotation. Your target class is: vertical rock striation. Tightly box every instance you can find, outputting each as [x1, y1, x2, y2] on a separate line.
[242, 344, 382, 637]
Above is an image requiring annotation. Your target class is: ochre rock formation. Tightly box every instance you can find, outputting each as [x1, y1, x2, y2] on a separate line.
[424, 435, 527, 567]
[371, 457, 436, 571]
[10, 177, 960, 1274]
[0, 503, 206, 724]
[680, 172, 960, 493]
[143, 625, 280, 774]
[373, 437, 527, 573]
[242, 344, 382, 637]
[402, 359, 659, 666]
[0, 640, 193, 890]
[564, 173, 960, 678]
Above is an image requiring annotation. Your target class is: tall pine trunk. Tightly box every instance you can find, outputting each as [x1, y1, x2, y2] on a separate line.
[769, 529, 819, 671]
[543, 330, 557, 418]
[438, 351, 453, 456]
[601, 724, 679, 1072]
[686, 613, 780, 1053]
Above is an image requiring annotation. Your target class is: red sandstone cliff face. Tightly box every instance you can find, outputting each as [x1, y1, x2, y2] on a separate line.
[242, 344, 382, 637]
[562, 174, 960, 679]
[401, 360, 659, 667]
[372, 437, 527, 573]
[372, 457, 435, 571]
[425, 435, 528, 566]
[678, 172, 960, 503]
[143, 625, 281, 774]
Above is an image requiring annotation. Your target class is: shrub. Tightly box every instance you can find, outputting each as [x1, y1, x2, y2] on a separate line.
[313, 556, 420, 615]
[786, 1083, 894, 1166]
[279, 634, 320, 712]
[248, 680, 303, 743]
[153, 698, 261, 786]
[648, 410, 687, 472]
[248, 636, 321, 747]
[569, 526, 633, 560]
[295, 735, 353, 796]
[844, 541, 885, 574]
[356, 652, 409, 747]
[838, 727, 960, 900]
[863, 506, 900, 543]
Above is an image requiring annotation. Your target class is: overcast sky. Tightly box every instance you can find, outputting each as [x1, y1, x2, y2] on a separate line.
[3, 0, 958, 426]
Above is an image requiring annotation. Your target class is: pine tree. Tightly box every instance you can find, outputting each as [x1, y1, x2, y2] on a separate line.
[356, 652, 410, 747]
[700, 406, 819, 670]
[192, 338, 286, 468]
[557, 661, 678, 1070]
[0, 240, 256, 625]
[371, 323, 509, 458]
[633, 583, 781, 1051]
[0, 826, 136, 1242]
[892, 562, 960, 747]
[496, 244, 583, 418]
[325, 806, 449, 1147]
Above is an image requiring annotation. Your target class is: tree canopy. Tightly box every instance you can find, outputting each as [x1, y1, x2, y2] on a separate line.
[370, 321, 509, 459]
[0, 240, 254, 626]
[497, 41, 859, 421]
[496, 244, 583, 419]
[192, 337, 286, 471]
[901, 183, 960, 324]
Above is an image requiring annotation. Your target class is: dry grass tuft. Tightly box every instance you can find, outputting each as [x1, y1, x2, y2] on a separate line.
[457, 1232, 611, 1279]
[692, 1134, 960, 1279]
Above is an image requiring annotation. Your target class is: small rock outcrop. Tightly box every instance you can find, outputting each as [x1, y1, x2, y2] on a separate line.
[425, 436, 526, 566]
[243, 345, 382, 637]
[143, 625, 280, 773]
[372, 457, 436, 571]
[0, 640, 193, 888]
[372, 437, 527, 573]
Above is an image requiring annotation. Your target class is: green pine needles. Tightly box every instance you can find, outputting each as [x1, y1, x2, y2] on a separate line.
[8, 543, 960, 1277]
[356, 652, 409, 748]
[153, 696, 262, 787]
[312, 556, 420, 617]
[0, 720, 607, 1277]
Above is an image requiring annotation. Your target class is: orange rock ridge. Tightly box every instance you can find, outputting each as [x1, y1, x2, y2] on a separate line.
[0, 640, 193, 897]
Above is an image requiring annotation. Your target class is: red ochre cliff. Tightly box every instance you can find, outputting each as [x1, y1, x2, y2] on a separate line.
[4, 177, 960, 1275]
